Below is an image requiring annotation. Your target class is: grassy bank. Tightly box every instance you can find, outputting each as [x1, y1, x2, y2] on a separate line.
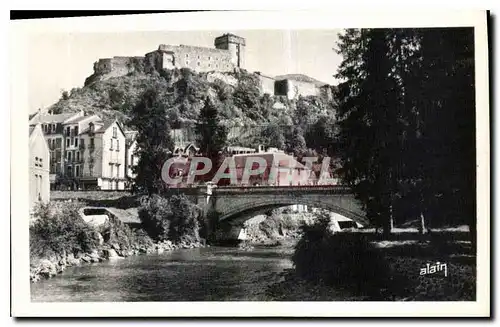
[266, 214, 475, 301]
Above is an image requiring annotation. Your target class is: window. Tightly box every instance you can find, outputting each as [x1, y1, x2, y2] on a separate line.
[197, 62, 200, 66]
[75, 165, 80, 177]
[113, 127, 117, 138]
[67, 166, 72, 178]
[110, 164, 114, 178]
[185, 60, 189, 65]
[197, 55, 200, 59]
[52, 124, 56, 133]
[89, 164, 94, 176]
[76, 151, 80, 162]
[185, 54, 189, 58]
[66, 126, 70, 136]
[35, 174, 40, 198]
[66, 138, 70, 148]
[116, 139, 120, 151]
[208, 64, 211, 68]
[110, 139, 114, 150]
[67, 151, 72, 162]
[75, 126, 79, 135]
[208, 56, 211, 60]
[90, 138, 94, 147]
[74, 138, 78, 147]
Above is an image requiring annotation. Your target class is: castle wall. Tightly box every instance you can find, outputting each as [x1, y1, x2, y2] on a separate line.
[214, 34, 246, 68]
[152, 44, 234, 72]
[94, 56, 145, 78]
[256, 73, 276, 95]
[275, 79, 321, 99]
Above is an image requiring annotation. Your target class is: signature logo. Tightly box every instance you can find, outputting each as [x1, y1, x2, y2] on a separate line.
[420, 262, 448, 277]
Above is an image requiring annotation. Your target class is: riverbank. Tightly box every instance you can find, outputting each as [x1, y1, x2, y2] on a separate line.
[265, 236, 476, 301]
[29, 198, 209, 283]
[30, 238, 208, 283]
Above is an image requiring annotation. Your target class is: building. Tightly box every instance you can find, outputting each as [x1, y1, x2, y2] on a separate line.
[125, 131, 139, 185]
[29, 124, 50, 211]
[29, 110, 127, 190]
[78, 119, 127, 190]
[225, 146, 257, 155]
[89, 33, 246, 82]
[231, 151, 313, 187]
[86, 33, 335, 100]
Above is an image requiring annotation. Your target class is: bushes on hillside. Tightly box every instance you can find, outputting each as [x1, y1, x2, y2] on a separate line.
[138, 194, 202, 243]
[99, 213, 153, 251]
[30, 201, 101, 260]
[292, 212, 396, 296]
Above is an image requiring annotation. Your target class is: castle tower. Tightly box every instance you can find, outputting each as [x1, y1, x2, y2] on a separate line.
[214, 33, 246, 69]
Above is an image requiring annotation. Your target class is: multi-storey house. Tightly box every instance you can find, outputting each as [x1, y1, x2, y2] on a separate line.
[78, 119, 127, 190]
[29, 110, 85, 188]
[29, 123, 50, 211]
[125, 130, 139, 187]
[29, 110, 127, 190]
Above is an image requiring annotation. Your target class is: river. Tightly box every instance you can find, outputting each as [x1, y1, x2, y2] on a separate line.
[30, 245, 295, 302]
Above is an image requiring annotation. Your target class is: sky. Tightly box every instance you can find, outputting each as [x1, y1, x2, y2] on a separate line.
[27, 29, 343, 114]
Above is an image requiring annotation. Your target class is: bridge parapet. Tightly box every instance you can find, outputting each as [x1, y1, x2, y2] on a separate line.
[214, 185, 353, 195]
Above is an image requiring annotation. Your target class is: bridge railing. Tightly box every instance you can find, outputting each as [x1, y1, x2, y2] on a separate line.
[162, 184, 354, 195]
[213, 185, 353, 194]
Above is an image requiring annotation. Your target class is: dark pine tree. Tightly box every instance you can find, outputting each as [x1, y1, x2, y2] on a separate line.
[129, 88, 174, 195]
[335, 29, 406, 235]
[195, 97, 228, 183]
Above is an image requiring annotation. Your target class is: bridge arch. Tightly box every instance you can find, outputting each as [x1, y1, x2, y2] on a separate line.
[212, 189, 368, 226]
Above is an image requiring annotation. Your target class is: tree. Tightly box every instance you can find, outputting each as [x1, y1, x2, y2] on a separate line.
[61, 90, 70, 100]
[406, 28, 476, 237]
[335, 28, 476, 239]
[335, 29, 405, 235]
[195, 97, 228, 181]
[260, 123, 286, 150]
[285, 126, 307, 158]
[129, 88, 174, 194]
[138, 194, 202, 243]
[305, 115, 338, 157]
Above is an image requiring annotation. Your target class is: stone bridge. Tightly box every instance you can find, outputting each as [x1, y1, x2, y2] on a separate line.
[164, 185, 366, 243]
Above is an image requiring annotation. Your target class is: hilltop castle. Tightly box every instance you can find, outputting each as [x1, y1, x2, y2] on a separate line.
[88, 33, 333, 100]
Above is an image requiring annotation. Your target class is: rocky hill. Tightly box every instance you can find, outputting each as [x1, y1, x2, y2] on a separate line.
[47, 65, 337, 149]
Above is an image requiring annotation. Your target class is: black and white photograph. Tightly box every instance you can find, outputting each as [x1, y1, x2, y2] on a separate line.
[10, 10, 490, 317]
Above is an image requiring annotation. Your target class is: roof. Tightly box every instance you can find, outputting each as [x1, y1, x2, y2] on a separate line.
[125, 131, 139, 146]
[232, 152, 307, 170]
[227, 146, 256, 152]
[80, 119, 120, 135]
[29, 112, 80, 125]
[79, 121, 104, 134]
[95, 119, 125, 135]
[274, 74, 328, 87]
[125, 130, 138, 140]
[65, 115, 95, 124]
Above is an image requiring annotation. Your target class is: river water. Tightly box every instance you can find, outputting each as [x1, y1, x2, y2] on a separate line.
[31, 245, 294, 302]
